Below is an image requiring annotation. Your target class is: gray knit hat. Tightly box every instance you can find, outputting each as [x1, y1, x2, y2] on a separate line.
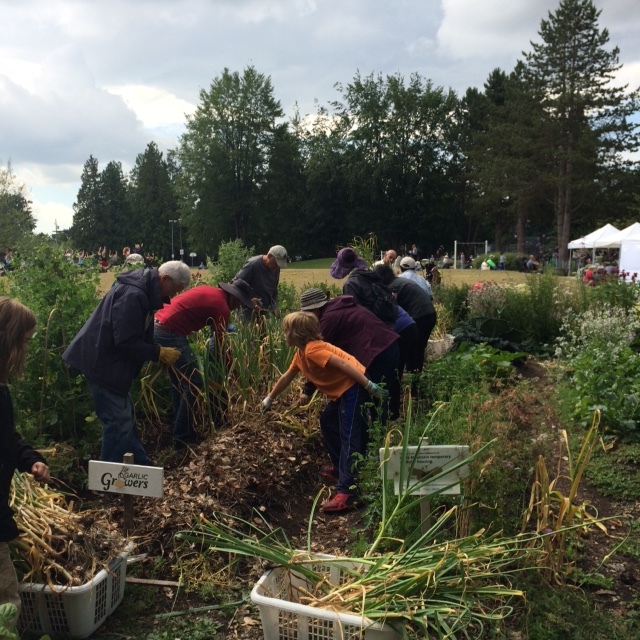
[300, 288, 330, 311]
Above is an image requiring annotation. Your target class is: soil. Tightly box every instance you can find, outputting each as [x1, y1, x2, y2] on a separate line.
[85, 362, 639, 639]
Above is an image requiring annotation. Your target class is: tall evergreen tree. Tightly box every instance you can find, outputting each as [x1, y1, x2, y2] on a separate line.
[175, 66, 284, 254]
[70, 156, 102, 250]
[523, 0, 640, 262]
[128, 142, 178, 260]
[99, 161, 131, 251]
[462, 67, 554, 253]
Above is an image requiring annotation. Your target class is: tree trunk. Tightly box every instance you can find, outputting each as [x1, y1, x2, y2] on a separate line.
[516, 200, 526, 254]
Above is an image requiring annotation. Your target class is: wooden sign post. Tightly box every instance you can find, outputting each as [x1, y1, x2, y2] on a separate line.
[88, 455, 164, 536]
[379, 445, 469, 534]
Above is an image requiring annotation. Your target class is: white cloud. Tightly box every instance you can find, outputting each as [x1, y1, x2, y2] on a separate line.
[0, 0, 637, 236]
[32, 199, 74, 236]
[105, 85, 196, 129]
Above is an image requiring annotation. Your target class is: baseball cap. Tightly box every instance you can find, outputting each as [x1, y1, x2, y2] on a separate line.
[268, 245, 288, 269]
[400, 256, 416, 270]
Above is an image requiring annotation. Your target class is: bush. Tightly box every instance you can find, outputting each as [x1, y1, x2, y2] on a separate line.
[555, 304, 640, 439]
[433, 282, 471, 327]
[206, 239, 254, 285]
[8, 238, 101, 445]
[500, 270, 566, 350]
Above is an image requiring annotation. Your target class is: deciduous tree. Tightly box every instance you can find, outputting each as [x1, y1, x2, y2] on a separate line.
[175, 66, 284, 254]
[0, 161, 36, 250]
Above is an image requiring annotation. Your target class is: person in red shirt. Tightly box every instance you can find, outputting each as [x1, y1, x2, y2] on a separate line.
[262, 311, 387, 513]
[154, 280, 256, 448]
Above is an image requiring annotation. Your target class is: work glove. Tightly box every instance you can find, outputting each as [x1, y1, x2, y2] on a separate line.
[365, 379, 389, 399]
[261, 396, 273, 413]
[158, 346, 181, 367]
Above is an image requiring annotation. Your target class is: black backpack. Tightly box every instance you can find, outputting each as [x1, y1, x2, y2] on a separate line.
[345, 270, 399, 324]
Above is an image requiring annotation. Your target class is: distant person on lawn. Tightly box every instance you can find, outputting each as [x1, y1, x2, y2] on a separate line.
[232, 245, 288, 319]
[261, 311, 388, 514]
[63, 261, 191, 465]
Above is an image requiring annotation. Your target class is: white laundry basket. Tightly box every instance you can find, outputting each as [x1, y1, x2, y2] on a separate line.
[251, 554, 402, 640]
[17, 546, 130, 639]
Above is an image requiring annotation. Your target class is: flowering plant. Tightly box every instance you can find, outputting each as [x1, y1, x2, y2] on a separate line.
[466, 281, 506, 319]
[555, 304, 640, 439]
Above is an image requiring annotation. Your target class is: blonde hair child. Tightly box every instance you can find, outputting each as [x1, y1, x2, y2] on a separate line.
[262, 311, 387, 513]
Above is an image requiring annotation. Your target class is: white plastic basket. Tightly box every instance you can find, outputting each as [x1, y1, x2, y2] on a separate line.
[251, 554, 402, 640]
[426, 333, 455, 357]
[17, 546, 130, 639]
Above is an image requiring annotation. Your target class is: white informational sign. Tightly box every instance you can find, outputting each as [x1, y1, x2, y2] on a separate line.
[88, 461, 164, 498]
[379, 445, 469, 496]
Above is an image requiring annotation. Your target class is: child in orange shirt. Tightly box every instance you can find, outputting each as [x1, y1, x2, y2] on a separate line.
[262, 311, 387, 513]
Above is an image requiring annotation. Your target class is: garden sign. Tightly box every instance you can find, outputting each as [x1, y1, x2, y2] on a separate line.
[379, 445, 470, 533]
[88, 460, 164, 497]
[88, 458, 164, 535]
[379, 445, 470, 496]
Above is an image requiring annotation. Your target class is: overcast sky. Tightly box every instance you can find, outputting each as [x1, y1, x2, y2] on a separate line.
[1, 0, 639, 235]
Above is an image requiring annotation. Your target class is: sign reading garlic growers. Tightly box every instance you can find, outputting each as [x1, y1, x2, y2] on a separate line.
[88, 460, 164, 498]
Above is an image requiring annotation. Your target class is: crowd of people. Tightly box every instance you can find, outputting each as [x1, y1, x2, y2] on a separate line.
[62, 244, 159, 271]
[0, 241, 443, 628]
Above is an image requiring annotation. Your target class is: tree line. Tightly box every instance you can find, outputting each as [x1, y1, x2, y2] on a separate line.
[5, 0, 637, 265]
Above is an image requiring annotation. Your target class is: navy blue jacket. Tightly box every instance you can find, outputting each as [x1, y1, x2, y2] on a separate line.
[1, 386, 46, 541]
[63, 268, 165, 396]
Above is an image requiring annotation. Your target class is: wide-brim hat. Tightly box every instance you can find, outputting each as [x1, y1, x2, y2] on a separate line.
[219, 279, 255, 309]
[300, 288, 330, 311]
[329, 247, 367, 279]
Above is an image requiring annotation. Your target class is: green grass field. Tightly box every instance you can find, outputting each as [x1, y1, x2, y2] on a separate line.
[99, 260, 540, 295]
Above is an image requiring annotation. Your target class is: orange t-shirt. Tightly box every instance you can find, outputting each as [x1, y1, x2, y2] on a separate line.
[288, 340, 365, 401]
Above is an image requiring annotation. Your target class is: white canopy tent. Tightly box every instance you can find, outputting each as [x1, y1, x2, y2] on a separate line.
[600, 222, 640, 248]
[567, 223, 619, 273]
[600, 222, 640, 280]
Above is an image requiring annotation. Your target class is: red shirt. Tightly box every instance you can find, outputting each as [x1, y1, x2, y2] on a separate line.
[155, 285, 230, 335]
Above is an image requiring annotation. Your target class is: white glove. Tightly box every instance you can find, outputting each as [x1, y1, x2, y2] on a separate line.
[261, 396, 273, 413]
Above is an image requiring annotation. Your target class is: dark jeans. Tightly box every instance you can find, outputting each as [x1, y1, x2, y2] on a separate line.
[154, 330, 202, 443]
[366, 340, 401, 422]
[319, 384, 370, 494]
[87, 380, 152, 465]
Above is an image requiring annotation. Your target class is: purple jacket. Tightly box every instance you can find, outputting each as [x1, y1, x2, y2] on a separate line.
[318, 296, 399, 365]
[302, 295, 399, 395]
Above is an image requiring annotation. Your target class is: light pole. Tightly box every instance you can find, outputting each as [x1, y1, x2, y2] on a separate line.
[169, 219, 179, 260]
[178, 218, 183, 261]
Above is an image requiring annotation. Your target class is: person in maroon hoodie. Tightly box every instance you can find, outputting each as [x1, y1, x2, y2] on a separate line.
[0, 297, 50, 631]
[297, 288, 401, 484]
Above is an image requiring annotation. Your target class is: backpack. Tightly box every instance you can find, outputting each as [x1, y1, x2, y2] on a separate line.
[345, 270, 399, 324]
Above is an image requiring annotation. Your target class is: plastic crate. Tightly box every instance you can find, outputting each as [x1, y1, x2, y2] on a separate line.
[17, 547, 130, 639]
[251, 554, 402, 640]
